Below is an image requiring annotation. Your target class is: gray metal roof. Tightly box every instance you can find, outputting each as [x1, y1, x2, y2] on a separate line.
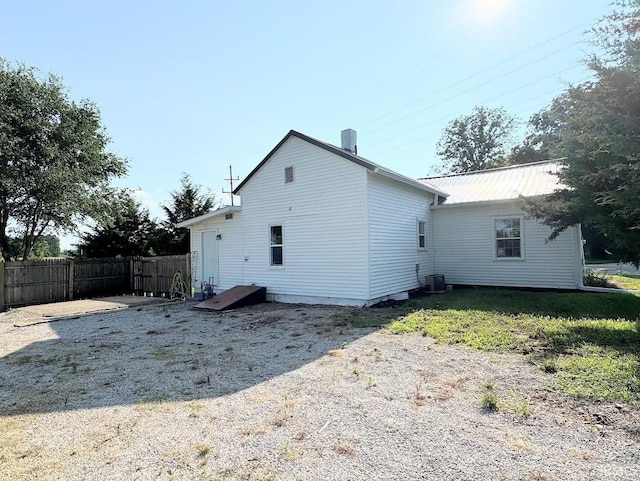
[420, 160, 563, 205]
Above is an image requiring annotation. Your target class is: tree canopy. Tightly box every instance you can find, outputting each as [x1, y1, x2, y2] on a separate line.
[435, 106, 517, 173]
[525, 1, 640, 265]
[0, 59, 127, 260]
[77, 190, 158, 258]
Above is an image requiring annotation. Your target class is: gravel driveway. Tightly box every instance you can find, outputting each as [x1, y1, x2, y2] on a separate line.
[0, 301, 638, 480]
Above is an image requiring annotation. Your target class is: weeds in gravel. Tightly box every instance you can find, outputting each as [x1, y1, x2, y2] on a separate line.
[187, 402, 205, 418]
[334, 442, 355, 455]
[387, 288, 640, 405]
[413, 382, 427, 406]
[282, 440, 296, 461]
[152, 346, 179, 361]
[502, 399, 532, 420]
[196, 443, 211, 458]
[480, 380, 498, 411]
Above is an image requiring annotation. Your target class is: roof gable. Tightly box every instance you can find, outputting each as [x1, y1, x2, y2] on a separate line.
[233, 130, 446, 197]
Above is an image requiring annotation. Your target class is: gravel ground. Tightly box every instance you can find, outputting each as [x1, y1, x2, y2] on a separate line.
[0, 301, 638, 481]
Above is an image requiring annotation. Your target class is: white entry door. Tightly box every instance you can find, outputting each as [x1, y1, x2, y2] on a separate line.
[202, 231, 218, 287]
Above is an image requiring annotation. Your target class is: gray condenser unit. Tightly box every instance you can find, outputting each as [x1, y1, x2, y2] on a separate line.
[425, 274, 446, 292]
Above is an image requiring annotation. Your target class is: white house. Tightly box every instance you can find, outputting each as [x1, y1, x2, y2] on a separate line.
[177, 129, 584, 306]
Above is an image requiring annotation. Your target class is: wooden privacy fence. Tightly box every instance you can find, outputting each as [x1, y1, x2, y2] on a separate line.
[0, 255, 190, 311]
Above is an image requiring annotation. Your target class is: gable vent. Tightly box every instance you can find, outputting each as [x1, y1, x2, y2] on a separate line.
[285, 166, 294, 184]
[225, 213, 233, 220]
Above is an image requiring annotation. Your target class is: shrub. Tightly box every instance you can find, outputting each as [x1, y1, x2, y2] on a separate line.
[583, 269, 612, 288]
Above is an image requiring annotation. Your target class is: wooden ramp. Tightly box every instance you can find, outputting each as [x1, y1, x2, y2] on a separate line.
[193, 285, 266, 311]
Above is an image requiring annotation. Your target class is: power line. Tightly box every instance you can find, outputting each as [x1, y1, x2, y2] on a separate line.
[376, 79, 590, 166]
[355, 19, 595, 131]
[362, 40, 584, 142]
[369, 63, 585, 157]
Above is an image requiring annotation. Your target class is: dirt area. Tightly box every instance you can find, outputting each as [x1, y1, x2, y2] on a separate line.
[0, 301, 638, 480]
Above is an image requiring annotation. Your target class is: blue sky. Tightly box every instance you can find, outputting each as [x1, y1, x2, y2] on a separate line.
[2, 0, 613, 248]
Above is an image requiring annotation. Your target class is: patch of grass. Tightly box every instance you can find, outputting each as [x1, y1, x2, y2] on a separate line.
[281, 440, 296, 461]
[387, 288, 640, 405]
[555, 345, 640, 403]
[502, 399, 532, 420]
[152, 346, 179, 361]
[609, 274, 640, 290]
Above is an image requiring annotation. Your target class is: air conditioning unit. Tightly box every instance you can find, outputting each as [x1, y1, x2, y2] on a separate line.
[425, 274, 446, 292]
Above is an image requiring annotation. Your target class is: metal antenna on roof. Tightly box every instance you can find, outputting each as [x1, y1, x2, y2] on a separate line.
[222, 165, 239, 206]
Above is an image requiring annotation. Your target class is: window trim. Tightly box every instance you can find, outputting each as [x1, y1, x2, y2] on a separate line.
[493, 216, 524, 260]
[269, 224, 284, 267]
[417, 220, 427, 250]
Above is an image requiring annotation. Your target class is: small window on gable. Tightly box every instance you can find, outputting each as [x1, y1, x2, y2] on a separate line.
[495, 218, 522, 258]
[225, 213, 233, 220]
[284, 166, 294, 184]
[418, 221, 426, 249]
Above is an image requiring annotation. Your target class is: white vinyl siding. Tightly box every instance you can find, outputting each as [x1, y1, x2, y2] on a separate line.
[367, 173, 435, 299]
[239, 136, 369, 302]
[432, 202, 580, 289]
[188, 211, 245, 291]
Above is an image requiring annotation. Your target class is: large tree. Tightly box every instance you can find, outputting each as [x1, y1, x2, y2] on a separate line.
[525, 1, 640, 265]
[0, 59, 127, 260]
[77, 190, 158, 258]
[435, 106, 517, 173]
[156, 173, 217, 255]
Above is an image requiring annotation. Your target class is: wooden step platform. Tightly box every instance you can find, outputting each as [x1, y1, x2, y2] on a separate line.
[193, 285, 266, 311]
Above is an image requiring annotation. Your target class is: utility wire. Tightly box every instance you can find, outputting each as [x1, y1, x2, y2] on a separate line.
[362, 40, 584, 142]
[370, 63, 585, 157]
[378, 79, 589, 165]
[355, 19, 595, 131]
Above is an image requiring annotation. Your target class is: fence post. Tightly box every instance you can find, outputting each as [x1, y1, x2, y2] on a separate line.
[129, 258, 135, 293]
[67, 259, 75, 301]
[153, 260, 159, 296]
[0, 258, 5, 312]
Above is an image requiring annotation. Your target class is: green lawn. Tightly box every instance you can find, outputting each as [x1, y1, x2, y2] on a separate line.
[609, 274, 640, 290]
[381, 288, 640, 405]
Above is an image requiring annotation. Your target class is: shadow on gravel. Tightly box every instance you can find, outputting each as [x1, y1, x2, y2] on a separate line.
[0, 303, 400, 416]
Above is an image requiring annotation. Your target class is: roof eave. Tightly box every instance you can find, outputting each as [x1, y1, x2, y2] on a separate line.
[175, 205, 242, 228]
[371, 168, 449, 197]
[430, 195, 547, 210]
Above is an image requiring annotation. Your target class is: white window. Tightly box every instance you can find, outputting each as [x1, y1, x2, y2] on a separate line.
[284, 166, 294, 184]
[417, 221, 426, 249]
[270, 225, 283, 266]
[495, 218, 522, 258]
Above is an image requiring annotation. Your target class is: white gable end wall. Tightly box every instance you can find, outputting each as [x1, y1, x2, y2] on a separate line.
[367, 173, 435, 299]
[432, 202, 580, 289]
[238, 136, 370, 305]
